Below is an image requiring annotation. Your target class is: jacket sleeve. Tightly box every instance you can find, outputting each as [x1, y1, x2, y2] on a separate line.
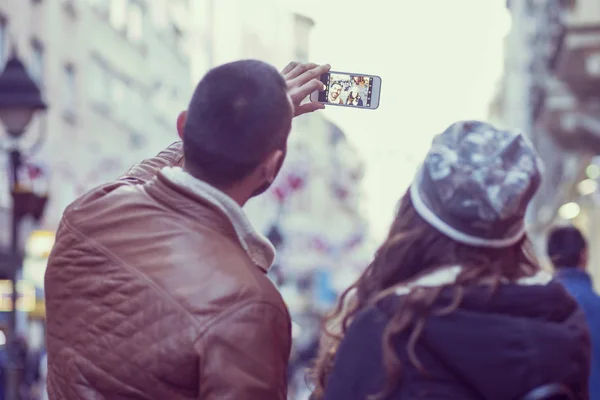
[197, 302, 291, 400]
[119, 141, 184, 184]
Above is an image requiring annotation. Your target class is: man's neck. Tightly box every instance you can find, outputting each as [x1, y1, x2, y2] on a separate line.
[183, 165, 249, 207]
[219, 186, 248, 207]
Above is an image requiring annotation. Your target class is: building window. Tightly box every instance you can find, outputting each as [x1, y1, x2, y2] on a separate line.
[110, 0, 145, 43]
[126, 88, 144, 130]
[109, 0, 128, 31]
[29, 39, 44, 88]
[89, 60, 111, 106]
[151, 0, 168, 29]
[127, 2, 144, 43]
[87, 0, 108, 15]
[168, 1, 188, 30]
[111, 78, 126, 108]
[111, 79, 131, 121]
[64, 64, 76, 114]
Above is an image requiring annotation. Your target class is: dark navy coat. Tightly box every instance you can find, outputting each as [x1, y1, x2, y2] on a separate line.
[557, 269, 600, 400]
[323, 280, 591, 400]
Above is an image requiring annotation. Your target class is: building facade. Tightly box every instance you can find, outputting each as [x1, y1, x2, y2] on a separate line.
[492, 0, 600, 285]
[0, 0, 194, 232]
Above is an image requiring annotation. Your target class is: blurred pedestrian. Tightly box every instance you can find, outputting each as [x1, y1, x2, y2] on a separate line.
[44, 60, 329, 400]
[311, 121, 591, 400]
[36, 351, 47, 400]
[15, 336, 31, 400]
[549, 226, 600, 399]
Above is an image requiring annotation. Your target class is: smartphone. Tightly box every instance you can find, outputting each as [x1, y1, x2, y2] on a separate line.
[310, 71, 381, 110]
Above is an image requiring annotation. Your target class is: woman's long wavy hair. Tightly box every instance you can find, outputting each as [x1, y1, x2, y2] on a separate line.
[310, 190, 538, 400]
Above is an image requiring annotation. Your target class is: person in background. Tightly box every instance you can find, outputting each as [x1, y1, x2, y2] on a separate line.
[38, 350, 47, 400]
[44, 60, 329, 400]
[23, 345, 41, 400]
[549, 226, 600, 399]
[15, 336, 31, 399]
[311, 121, 591, 400]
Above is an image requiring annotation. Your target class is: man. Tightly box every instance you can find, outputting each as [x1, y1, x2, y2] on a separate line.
[328, 82, 343, 104]
[548, 225, 600, 399]
[44, 60, 330, 400]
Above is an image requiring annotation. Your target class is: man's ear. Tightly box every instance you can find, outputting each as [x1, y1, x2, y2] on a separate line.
[263, 149, 285, 184]
[177, 111, 187, 140]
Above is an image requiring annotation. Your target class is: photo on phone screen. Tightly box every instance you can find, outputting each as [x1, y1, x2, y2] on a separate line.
[310, 71, 381, 109]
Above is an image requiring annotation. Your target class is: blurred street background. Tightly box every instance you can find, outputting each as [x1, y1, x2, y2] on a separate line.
[0, 0, 600, 398]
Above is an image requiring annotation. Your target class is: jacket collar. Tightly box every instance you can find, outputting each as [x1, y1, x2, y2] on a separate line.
[556, 268, 592, 285]
[395, 265, 553, 296]
[147, 167, 275, 272]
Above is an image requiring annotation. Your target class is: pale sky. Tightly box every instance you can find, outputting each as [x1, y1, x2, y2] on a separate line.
[297, 0, 512, 240]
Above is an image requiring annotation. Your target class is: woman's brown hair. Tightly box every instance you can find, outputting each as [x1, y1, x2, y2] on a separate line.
[310, 190, 538, 400]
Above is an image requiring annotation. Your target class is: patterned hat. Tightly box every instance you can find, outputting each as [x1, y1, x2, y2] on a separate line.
[410, 120, 543, 248]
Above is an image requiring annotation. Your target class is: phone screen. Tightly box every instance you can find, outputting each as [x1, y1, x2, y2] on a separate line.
[318, 73, 374, 108]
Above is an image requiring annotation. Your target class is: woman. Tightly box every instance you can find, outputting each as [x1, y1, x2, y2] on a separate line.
[346, 88, 363, 106]
[311, 121, 591, 400]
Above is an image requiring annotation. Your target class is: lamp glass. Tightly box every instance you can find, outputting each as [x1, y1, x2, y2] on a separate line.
[0, 107, 35, 138]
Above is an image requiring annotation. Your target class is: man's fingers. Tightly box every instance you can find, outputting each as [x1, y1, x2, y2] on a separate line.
[285, 62, 319, 80]
[291, 79, 326, 104]
[283, 62, 331, 117]
[296, 102, 325, 117]
[290, 64, 331, 89]
[281, 61, 299, 76]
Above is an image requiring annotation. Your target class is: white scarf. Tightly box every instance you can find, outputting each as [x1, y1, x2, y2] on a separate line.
[161, 167, 275, 272]
[395, 266, 553, 296]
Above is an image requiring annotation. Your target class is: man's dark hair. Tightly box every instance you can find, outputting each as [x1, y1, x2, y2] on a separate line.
[183, 60, 292, 186]
[547, 226, 587, 268]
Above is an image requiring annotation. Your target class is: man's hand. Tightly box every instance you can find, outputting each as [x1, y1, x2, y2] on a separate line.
[282, 62, 331, 117]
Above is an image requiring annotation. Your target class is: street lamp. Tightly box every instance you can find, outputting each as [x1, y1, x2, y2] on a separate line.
[0, 45, 47, 400]
[0, 48, 46, 138]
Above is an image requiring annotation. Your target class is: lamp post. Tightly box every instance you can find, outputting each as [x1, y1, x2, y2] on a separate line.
[0, 45, 47, 400]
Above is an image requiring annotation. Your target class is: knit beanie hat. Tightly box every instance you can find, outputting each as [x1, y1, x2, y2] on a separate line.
[410, 120, 543, 248]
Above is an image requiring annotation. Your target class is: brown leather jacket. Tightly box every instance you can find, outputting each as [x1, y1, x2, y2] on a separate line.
[44, 142, 291, 400]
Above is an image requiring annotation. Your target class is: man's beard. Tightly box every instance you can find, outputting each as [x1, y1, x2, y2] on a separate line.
[250, 154, 285, 198]
[250, 181, 272, 198]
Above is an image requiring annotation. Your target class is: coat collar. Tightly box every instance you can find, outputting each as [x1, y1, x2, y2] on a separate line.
[395, 265, 553, 296]
[147, 167, 275, 272]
